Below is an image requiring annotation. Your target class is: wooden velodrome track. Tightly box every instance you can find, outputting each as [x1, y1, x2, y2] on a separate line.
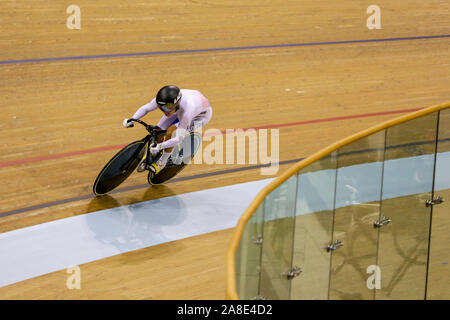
[0, 0, 449, 299]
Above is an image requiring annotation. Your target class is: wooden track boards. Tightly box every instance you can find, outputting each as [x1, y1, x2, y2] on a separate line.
[0, 0, 448, 299]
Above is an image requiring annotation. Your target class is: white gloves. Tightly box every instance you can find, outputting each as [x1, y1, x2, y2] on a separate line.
[123, 118, 134, 128]
[150, 143, 163, 156]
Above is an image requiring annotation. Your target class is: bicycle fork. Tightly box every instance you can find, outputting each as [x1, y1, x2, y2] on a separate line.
[137, 136, 162, 173]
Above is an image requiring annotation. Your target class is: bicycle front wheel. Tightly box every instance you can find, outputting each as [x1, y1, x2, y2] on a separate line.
[93, 140, 146, 196]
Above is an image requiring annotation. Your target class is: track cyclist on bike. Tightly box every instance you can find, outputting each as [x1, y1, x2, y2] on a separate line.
[123, 85, 212, 174]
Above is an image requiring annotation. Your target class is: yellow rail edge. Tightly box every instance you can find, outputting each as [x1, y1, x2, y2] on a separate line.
[226, 101, 450, 300]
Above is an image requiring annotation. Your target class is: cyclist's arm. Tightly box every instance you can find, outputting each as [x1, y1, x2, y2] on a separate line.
[132, 99, 158, 120]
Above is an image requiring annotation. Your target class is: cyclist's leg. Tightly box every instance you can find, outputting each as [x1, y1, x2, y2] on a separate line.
[158, 124, 178, 152]
[156, 113, 179, 144]
[161, 116, 204, 153]
[153, 109, 211, 172]
[149, 116, 180, 173]
[176, 110, 212, 160]
[139, 114, 178, 172]
[189, 108, 212, 132]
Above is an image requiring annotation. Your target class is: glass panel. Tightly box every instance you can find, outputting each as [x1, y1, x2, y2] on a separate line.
[427, 109, 450, 299]
[377, 113, 438, 299]
[291, 152, 337, 300]
[329, 131, 385, 300]
[259, 175, 297, 299]
[235, 202, 264, 299]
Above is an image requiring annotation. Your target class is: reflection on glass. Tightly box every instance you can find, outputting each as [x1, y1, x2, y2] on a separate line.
[235, 202, 264, 299]
[259, 175, 297, 299]
[329, 131, 385, 300]
[291, 152, 337, 300]
[377, 113, 437, 299]
[427, 109, 450, 299]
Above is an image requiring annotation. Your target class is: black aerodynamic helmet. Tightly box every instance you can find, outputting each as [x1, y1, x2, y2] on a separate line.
[156, 85, 182, 111]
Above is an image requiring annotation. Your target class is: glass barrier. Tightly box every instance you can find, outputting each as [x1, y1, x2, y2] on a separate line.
[427, 109, 450, 299]
[376, 113, 437, 299]
[231, 104, 449, 300]
[259, 175, 297, 299]
[235, 201, 264, 299]
[291, 153, 337, 300]
[329, 131, 385, 300]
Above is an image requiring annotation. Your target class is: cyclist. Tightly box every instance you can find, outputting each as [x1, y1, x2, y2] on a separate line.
[123, 85, 212, 174]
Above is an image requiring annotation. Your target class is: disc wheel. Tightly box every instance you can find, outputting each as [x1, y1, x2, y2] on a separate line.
[93, 141, 146, 195]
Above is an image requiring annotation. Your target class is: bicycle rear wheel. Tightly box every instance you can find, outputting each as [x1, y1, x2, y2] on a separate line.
[93, 140, 146, 195]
